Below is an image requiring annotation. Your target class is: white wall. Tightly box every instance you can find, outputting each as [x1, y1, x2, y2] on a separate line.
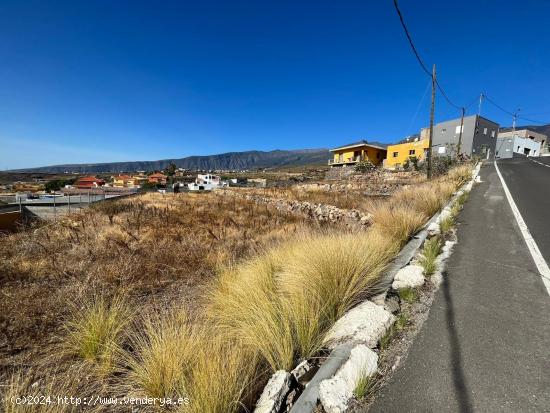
[513, 136, 541, 157]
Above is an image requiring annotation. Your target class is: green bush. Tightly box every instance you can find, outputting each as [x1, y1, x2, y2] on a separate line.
[354, 160, 376, 173]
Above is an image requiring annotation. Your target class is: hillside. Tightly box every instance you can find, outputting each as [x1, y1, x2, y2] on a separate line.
[10, 149, 331, 173]
[499, 123, 550, 136]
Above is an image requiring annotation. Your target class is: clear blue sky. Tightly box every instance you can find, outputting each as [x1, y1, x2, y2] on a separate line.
[1, 0, 550, 169]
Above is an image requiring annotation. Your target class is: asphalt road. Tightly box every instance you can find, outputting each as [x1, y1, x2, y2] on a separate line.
[497, 155, 550, 262]
[368, 161, 550, 412]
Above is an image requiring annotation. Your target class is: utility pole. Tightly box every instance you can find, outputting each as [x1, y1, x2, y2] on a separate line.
[457, 107, 465, 158]
[478, 93, 484, 116]
[427, 64, 436, 179]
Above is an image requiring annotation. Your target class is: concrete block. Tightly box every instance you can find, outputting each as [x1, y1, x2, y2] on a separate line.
[323, 301, 395, 349]
[254, 370, 291, 413]
[392, 265, 425, 290]
[319, 345, 378, 413]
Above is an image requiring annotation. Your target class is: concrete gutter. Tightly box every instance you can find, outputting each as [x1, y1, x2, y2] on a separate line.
[289, 162, 481, 413]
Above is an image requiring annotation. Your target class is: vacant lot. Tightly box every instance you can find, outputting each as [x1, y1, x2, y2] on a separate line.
[0, 165, 472, 413]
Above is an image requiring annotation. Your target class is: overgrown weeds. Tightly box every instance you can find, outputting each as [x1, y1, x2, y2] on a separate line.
[419, 236, 443, 276]
[62, 295, 132, 374]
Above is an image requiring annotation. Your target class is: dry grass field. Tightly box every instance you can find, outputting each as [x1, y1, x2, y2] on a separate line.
[0, 164, 473, 412]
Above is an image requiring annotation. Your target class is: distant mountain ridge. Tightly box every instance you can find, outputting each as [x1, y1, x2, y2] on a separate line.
[499, 124, 550, 137]
[9, 149, 331, 173]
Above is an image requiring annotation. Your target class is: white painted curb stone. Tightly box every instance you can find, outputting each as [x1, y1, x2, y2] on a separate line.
[319, 345, 378, 413]
[392, 265, 425, 290]
[323, 301, 395, 349]
[254, 370, 291, 413]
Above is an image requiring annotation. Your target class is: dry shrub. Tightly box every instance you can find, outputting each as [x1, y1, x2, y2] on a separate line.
[206, 229, 399, 372]
[123, 306, 197, 400]
[62, 294, 132, 374]
[182, 336, 259, 413]
[207, 256, 295, 371]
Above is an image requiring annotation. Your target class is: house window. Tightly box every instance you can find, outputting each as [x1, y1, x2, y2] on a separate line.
[377, 152, 381, 159]
[491, 130, 495, 138]
[483, 127, 488, 135]
[409, 149, 415, 155]
[441, 128, 447, 133]
[455, 125, 463, 134]
[393, 152, 399, 158]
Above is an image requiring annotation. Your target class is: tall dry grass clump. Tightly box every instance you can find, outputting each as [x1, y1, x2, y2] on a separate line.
[62, 295, 132, 373]
[207, 256, 295, 371]
[123, 307, 197, 400]
[206, 229, 399, 372]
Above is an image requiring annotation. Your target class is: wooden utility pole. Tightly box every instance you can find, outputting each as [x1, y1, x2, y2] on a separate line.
[427, 64, 436, 179]
[457, 107, 465, 157]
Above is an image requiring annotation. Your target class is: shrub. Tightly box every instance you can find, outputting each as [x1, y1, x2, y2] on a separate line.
[354, 159, 376, 173]
[419, 236, 443, 276]
[62, 295, 132, 373]
[398, 287, 417, 303]
[124, 307, 197, 399]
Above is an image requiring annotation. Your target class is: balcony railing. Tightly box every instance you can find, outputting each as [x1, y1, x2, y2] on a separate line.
[328, 156, 363, 165]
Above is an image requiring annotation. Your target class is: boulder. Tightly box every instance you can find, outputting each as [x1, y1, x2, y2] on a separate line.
[254, 370, 291, 413]
[319, 345, 378, 413]
[323, 301, 395, 349]
[392, 265, 425, 290]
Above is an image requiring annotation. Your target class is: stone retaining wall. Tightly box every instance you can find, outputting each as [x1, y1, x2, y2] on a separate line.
[219, 190, 372, 227]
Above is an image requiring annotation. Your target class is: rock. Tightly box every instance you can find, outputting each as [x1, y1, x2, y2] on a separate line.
[319, 377, 351, 413]
[319, 345, 378, 413]
[426, 221, 440, 236]
[392, 265, 425, 290]
[323, 301, 395, 349]
[254, 370, 291, 413]
[370, 292, 386, 307]
[290, 359, 311, 382]
[384, 295, 400, 314]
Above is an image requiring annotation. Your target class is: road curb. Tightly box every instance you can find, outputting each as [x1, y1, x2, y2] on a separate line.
[288, 162, 481, 413]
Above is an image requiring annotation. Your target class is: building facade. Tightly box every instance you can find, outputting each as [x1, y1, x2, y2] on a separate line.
[329, 140, 387, 167]
[385, 137, 429, 169]
[423, 115, 499, 158]
[497, 129, 548, 154]
[495, 135, 542, 158]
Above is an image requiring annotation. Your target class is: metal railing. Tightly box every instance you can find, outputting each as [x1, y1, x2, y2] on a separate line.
[328, 156, 363, 165]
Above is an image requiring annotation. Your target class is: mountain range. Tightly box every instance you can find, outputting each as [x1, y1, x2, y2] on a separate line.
[10, 149, 332, 173]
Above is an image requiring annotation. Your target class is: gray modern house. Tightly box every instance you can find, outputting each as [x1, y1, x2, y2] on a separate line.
[421, 115, 500, 158]
[497, 129, 548, 154]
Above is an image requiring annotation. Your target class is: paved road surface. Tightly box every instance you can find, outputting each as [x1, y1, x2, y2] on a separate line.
[497, 155, 550, 263]
[368, 161, 550, 412]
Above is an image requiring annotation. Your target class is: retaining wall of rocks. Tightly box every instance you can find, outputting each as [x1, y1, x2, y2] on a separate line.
[219, 190, 372, 227]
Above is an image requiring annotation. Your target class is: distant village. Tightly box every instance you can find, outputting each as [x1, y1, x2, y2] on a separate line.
[1, 114, 548, 200]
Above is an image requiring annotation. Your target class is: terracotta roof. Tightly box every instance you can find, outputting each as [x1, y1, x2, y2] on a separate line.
[115, 175, 132, 180]
[149, 173, 167, 178]
[77, 176, 104, 183]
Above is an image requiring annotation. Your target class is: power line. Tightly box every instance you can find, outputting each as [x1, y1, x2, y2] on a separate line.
[392, 0, 463, 111]
[483, 94, 549, 124]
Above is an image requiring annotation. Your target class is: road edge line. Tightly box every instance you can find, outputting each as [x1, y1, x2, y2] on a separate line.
[494, 160, 550, 296]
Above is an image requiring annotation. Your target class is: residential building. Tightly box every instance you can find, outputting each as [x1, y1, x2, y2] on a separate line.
[495, 134, 541, 158]
[112, 175, 133, 187]
[497, 129, 548, 154]
[329, 140, 387, 167]
[422, 115, 499, 158]
[75, 176, 105, 189]
[148, 173, 167, 185]
[385, 137, 429, 169]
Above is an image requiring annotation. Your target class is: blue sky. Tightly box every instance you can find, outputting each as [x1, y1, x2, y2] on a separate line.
[1, 0, 550, 169]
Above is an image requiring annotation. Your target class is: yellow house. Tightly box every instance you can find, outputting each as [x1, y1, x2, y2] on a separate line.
[329, 140, 387, 167]
[385, 137, 429, 169]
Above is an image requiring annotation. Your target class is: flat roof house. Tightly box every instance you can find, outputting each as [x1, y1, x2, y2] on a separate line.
[497, 129, 548, 154]
[495, 134, 542, 158]
[329, 140, 387, 167]
[385, 137, 429, 169]
[422, 115, 499, 159]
